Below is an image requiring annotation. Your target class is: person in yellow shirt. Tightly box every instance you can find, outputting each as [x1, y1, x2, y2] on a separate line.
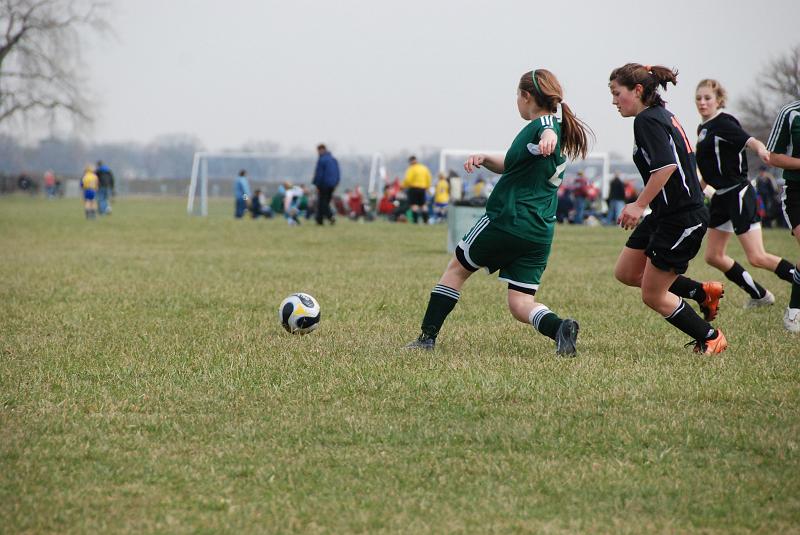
[80, 165, 99, 219]
[402, 155, 432, 224]
[432, 172, 450, 224]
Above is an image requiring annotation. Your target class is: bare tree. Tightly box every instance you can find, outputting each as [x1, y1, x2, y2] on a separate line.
[0, 0, 109, 126]
[738, 44, 800, 142]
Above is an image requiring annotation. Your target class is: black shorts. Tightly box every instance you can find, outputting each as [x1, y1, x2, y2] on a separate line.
[781, 181, 800, 233]
[626, 207, 709, 274]
[407, 188, 427, 206]
[708, 184, 760, 235]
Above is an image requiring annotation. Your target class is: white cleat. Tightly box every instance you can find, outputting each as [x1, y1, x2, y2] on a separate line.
[744, 290, 775, 309]
[784, 308, 800, 333]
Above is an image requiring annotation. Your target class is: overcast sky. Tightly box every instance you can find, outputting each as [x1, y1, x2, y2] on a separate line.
[77, 0, 799, 159]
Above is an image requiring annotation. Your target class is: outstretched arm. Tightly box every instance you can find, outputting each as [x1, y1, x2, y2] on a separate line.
[769, 153, 800, 170]
[464, 153, 505, 174]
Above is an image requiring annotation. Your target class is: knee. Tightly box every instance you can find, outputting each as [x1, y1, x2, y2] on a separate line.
[704, 249, 723, 267]
[745, 252, 769, 269]
[615, 266, 640, 287]
[506, 293, 534, 324]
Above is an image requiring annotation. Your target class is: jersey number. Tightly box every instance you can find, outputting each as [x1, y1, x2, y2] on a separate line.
[671, 116, 693, 153]
[549, 162, 567, 187]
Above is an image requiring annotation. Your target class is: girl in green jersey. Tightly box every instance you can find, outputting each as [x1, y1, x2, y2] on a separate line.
[405, 69, 592, 356]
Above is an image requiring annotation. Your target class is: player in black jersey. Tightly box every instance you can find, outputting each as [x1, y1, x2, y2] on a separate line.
[694, 79, 795, 309]
[609, 63, 727, 355]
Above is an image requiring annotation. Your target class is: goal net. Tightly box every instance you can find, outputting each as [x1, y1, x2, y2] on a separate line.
[187, 151, 378, 216]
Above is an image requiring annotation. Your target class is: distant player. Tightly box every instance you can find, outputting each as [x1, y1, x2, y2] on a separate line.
[405, 68, 592, 356]
[764, 100, 800, 332]
[80, 165, 99, 220]
[610, 63, 726, 355]
[693, 79, 795, 309]
[403, 156, 432, 224]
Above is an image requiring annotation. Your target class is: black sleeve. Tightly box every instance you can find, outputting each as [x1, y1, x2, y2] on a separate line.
[634, 114, 676, 172]
[715, 114, 751, 151]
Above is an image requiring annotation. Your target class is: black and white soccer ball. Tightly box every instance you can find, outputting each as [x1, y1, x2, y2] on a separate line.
[278, 293, 321, 334]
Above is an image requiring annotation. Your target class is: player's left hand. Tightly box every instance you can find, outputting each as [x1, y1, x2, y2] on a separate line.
[618, 202, 644, 230]
[539, 129, 557, 157]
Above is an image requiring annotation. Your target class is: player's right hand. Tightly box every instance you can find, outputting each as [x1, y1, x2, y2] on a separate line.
[464, 154, 485, 173]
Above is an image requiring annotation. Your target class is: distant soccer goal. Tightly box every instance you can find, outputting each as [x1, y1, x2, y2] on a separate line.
[187, 152, 377, 216]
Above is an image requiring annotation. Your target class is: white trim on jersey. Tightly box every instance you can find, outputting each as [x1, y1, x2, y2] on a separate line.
[714, 136, 723, 176]
[668, 138, 691, 198]
[766, 101, 800, 152]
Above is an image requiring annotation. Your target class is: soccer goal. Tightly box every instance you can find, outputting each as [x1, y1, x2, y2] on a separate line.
[187, 151, 375, 216]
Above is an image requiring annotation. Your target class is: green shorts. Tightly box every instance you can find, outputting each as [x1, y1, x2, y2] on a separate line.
[455, 214, 551, 295]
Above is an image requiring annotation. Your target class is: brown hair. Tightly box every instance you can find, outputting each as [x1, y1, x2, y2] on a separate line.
[696, 78, 727, 108]
[519, 69, 593, 160]
[608, 63, 678, 107]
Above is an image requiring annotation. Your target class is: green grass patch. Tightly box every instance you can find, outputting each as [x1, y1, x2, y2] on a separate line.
[1, 196, 799, 533]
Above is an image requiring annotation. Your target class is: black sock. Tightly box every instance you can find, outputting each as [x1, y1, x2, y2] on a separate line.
[420, 284, 460, 338]
[528, 305, 562, 341]
[665, 300, 716, 341]
[412, 211, 419, 224]
[724, 261, 766, 299]
[775, 258, 795, 283]
[669, 275, 705, 302]
[791, 268, 800, 309]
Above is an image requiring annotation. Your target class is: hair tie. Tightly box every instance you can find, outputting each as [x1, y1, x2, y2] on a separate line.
[531, 70, 542, 96]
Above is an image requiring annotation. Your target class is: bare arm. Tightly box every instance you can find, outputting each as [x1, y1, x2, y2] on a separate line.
[464, 153, 505, 174]
[769, 153, 800, 170]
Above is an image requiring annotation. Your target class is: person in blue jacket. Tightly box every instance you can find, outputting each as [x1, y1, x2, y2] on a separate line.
[234, 169, 251, 218]
[313, 144, 340, 225]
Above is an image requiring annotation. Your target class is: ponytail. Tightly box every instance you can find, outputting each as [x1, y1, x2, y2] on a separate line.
[519, 69, 594, 161]
[609, 63, 679, 107]
[559, 101, 591, 161]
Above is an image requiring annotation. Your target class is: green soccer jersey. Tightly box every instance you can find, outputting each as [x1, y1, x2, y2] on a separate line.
[485, 115, 567, 244]
[766, 100, 800, 182]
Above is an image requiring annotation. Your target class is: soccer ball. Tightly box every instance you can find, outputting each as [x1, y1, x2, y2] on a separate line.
[278, 293, 321, 334]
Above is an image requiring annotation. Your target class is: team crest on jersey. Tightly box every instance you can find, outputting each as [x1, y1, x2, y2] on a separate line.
[697, 128, 707, 143]
[526, 143, 542, 156]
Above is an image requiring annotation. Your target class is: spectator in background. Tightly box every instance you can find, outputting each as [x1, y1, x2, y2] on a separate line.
[572, 171, 588, 224]
[605, 172, 626, 225]
[347, 186, 367, 220]
[270, 183, 285, 216]
[313, 143, 340, 225]
[378, 185, 396, 217]
[95, 161, 115, 215]
[755, 167, 777, 228]
[250, 189, 273, 219]
[43, 170, 56, 199]
[556, 187, 574, 224]
[283, 182, 304, 226]
[80, 165, 99, 220]
[234, 169, 251, 219]
[403, 155, 432, 224]
[432, 172, 450, 224]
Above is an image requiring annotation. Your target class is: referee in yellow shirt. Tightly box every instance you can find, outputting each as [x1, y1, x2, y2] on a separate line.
[403, 155, 432, 224]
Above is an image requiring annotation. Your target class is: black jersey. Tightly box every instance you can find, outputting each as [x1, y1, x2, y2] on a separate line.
[632, 106, 704, 218]
[695, 112, 752, 190]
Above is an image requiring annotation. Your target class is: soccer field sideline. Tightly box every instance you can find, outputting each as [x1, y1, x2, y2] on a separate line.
[1, 196, 798, 533]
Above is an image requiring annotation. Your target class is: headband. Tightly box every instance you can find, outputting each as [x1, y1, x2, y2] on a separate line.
[531, 70, 542, 96]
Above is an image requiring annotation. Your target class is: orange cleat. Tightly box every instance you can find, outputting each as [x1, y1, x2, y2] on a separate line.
[691, 329, 728, 355]
[699, 281, 724, 321]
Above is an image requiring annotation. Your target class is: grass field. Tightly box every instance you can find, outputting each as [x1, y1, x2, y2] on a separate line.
[1, 195, 799, 534]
